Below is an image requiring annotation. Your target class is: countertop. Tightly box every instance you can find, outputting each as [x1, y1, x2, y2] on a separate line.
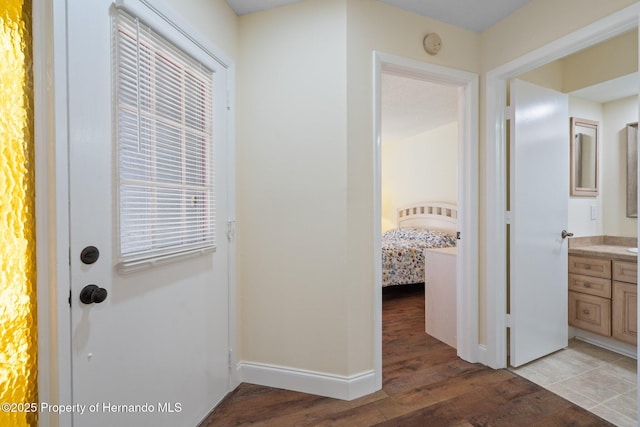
[568, 236, 638, 262]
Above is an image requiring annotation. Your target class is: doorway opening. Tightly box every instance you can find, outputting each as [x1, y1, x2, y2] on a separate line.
[485, 5, 639, 426]
[380, 73, 459, 345]
[373, 52, 479, 389]
[508, 32, 638, 426]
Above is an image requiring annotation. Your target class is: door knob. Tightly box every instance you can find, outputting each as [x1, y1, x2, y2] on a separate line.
[80, 246, 100, 264]
[561, 230, 574, 239]
[80, 284, 108, 304]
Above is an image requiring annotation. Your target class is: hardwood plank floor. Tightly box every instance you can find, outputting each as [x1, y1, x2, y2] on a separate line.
[200, 285, 613, 426]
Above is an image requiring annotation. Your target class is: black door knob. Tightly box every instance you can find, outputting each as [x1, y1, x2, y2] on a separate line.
[80, 246, 100, 264]
[80, 284, 108, 304]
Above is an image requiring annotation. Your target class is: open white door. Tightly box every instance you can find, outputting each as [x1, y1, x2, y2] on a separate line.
[67, 1, 231, 425]
[509, 79, 569, 367]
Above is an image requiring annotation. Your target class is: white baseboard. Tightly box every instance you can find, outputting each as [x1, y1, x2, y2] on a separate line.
[236, 362, 377, 401]
[572, 329, 638, 359]
[477, 344, 489, 366]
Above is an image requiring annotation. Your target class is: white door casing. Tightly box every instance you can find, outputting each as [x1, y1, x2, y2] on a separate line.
[373, 52, 479, 389]
[67, 1, 231, 425]
[509, 79, 569, 367]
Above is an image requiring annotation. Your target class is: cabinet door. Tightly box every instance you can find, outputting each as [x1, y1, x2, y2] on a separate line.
[569, 291, 611, 336]
[568, 273, 611, 298]
[568, 256, 611, 279]
[612, 281, 638, 345]
[613, 261, 638, 284]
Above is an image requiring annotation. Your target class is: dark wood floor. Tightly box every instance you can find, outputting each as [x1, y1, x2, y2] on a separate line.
[201, 285, 612, 426]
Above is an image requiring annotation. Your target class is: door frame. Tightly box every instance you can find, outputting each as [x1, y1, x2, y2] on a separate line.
[484, 3, 640, 369]
[34, 1, 238, 424]
[373, 52, 480, 389]
[34, 0, 74, 426]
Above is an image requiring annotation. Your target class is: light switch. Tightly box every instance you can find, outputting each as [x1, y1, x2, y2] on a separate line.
[590, 205, 597, 220]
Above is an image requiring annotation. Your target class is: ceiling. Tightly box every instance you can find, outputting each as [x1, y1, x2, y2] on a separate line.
[380, 71, 640, 144]
[570, 73, 639, 104]
[381, 74, 457, 143]
[225, 0, 533, 33]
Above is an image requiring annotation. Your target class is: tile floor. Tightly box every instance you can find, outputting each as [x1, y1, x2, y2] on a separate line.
[510, 339, 637, 427]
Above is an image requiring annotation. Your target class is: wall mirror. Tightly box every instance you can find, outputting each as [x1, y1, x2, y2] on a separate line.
[627, 122, 637, 218]
[570, 117, 599, 197]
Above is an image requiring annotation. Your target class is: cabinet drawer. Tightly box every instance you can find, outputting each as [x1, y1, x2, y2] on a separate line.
[613, 261, 637, 284]
[568, 273, 611, 298]
[568, 256, 611, 279]
[612, 281, 637, 345]
[569, 291, 611, 336]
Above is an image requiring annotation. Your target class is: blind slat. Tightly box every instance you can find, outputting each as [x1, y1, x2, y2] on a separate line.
[115, 8, 216, 265]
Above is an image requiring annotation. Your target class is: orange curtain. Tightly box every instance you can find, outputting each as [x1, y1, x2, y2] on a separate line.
[0, 0, 37, 426]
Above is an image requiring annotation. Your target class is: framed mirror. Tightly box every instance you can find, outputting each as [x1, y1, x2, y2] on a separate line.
[627, 122, 637, 218]
[570, 117, 599, 197]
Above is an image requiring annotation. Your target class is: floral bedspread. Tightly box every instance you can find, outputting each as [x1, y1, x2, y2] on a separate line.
[382, 228, 457, 287]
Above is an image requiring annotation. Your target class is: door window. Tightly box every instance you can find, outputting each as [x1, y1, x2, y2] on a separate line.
[0, 2, 37, 426]
[113, 9, 216, 269]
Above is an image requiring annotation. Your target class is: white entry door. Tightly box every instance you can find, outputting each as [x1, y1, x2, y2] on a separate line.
[67, 1, 231, 425]
[509, 79, 569, 367]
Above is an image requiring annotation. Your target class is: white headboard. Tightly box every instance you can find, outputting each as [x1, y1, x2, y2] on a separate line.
[397, 201, 457, 235]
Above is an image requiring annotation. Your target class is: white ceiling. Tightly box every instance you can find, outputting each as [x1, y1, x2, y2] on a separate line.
[381, 74, 457, 143]
[570, 73, 639, 104]
[225, 0, 533, 33]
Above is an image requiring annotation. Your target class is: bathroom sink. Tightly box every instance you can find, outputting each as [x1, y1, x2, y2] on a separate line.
[627, 248, 638, 253]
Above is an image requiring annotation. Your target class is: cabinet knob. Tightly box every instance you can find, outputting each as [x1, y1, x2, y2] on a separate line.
[582, 309, 590, 315]
[584, 265, 591, 270]
[584, 283, 591, 288]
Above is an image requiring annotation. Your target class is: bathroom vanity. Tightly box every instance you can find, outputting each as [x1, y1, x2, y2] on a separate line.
[568, 236, 637, 345]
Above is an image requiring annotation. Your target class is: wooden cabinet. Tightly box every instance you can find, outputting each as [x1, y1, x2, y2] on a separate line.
[568, 291, 611, 336]
[613, 260, 637, 284]
[568, 256, 611, 336]
[568, 255, 637, 345]
[568, 273, 610, 298]
[612, 261, 637, 345]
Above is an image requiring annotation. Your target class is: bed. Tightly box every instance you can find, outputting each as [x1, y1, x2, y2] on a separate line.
[382, 202, 457, 287]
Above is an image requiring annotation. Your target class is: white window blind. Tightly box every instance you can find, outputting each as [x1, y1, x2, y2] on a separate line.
[113, 8, 216, 268]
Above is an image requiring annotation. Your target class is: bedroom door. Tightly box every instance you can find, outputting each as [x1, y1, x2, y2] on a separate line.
[509, 79, 569, 367]
[67, 1, 231, 425]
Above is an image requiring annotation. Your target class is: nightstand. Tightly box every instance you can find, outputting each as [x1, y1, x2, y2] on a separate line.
[424, 247, 457, 348]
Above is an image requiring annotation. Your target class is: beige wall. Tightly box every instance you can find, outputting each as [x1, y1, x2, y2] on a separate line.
[235, 0, 479, 377]
[381, 122, 458, 232]
[237, 0, 351, 374]
[519, 30, 638, 94]
[518, 60, 564, 92]
[480, 0, 638, 72]
[568, 97, 604, 237]
[603, 96, 639, 237]
[566, 95, 639, 239]
[164, 0, 237, 59]
[234, 0, 637, 382]
[563, 30, 638, 93]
